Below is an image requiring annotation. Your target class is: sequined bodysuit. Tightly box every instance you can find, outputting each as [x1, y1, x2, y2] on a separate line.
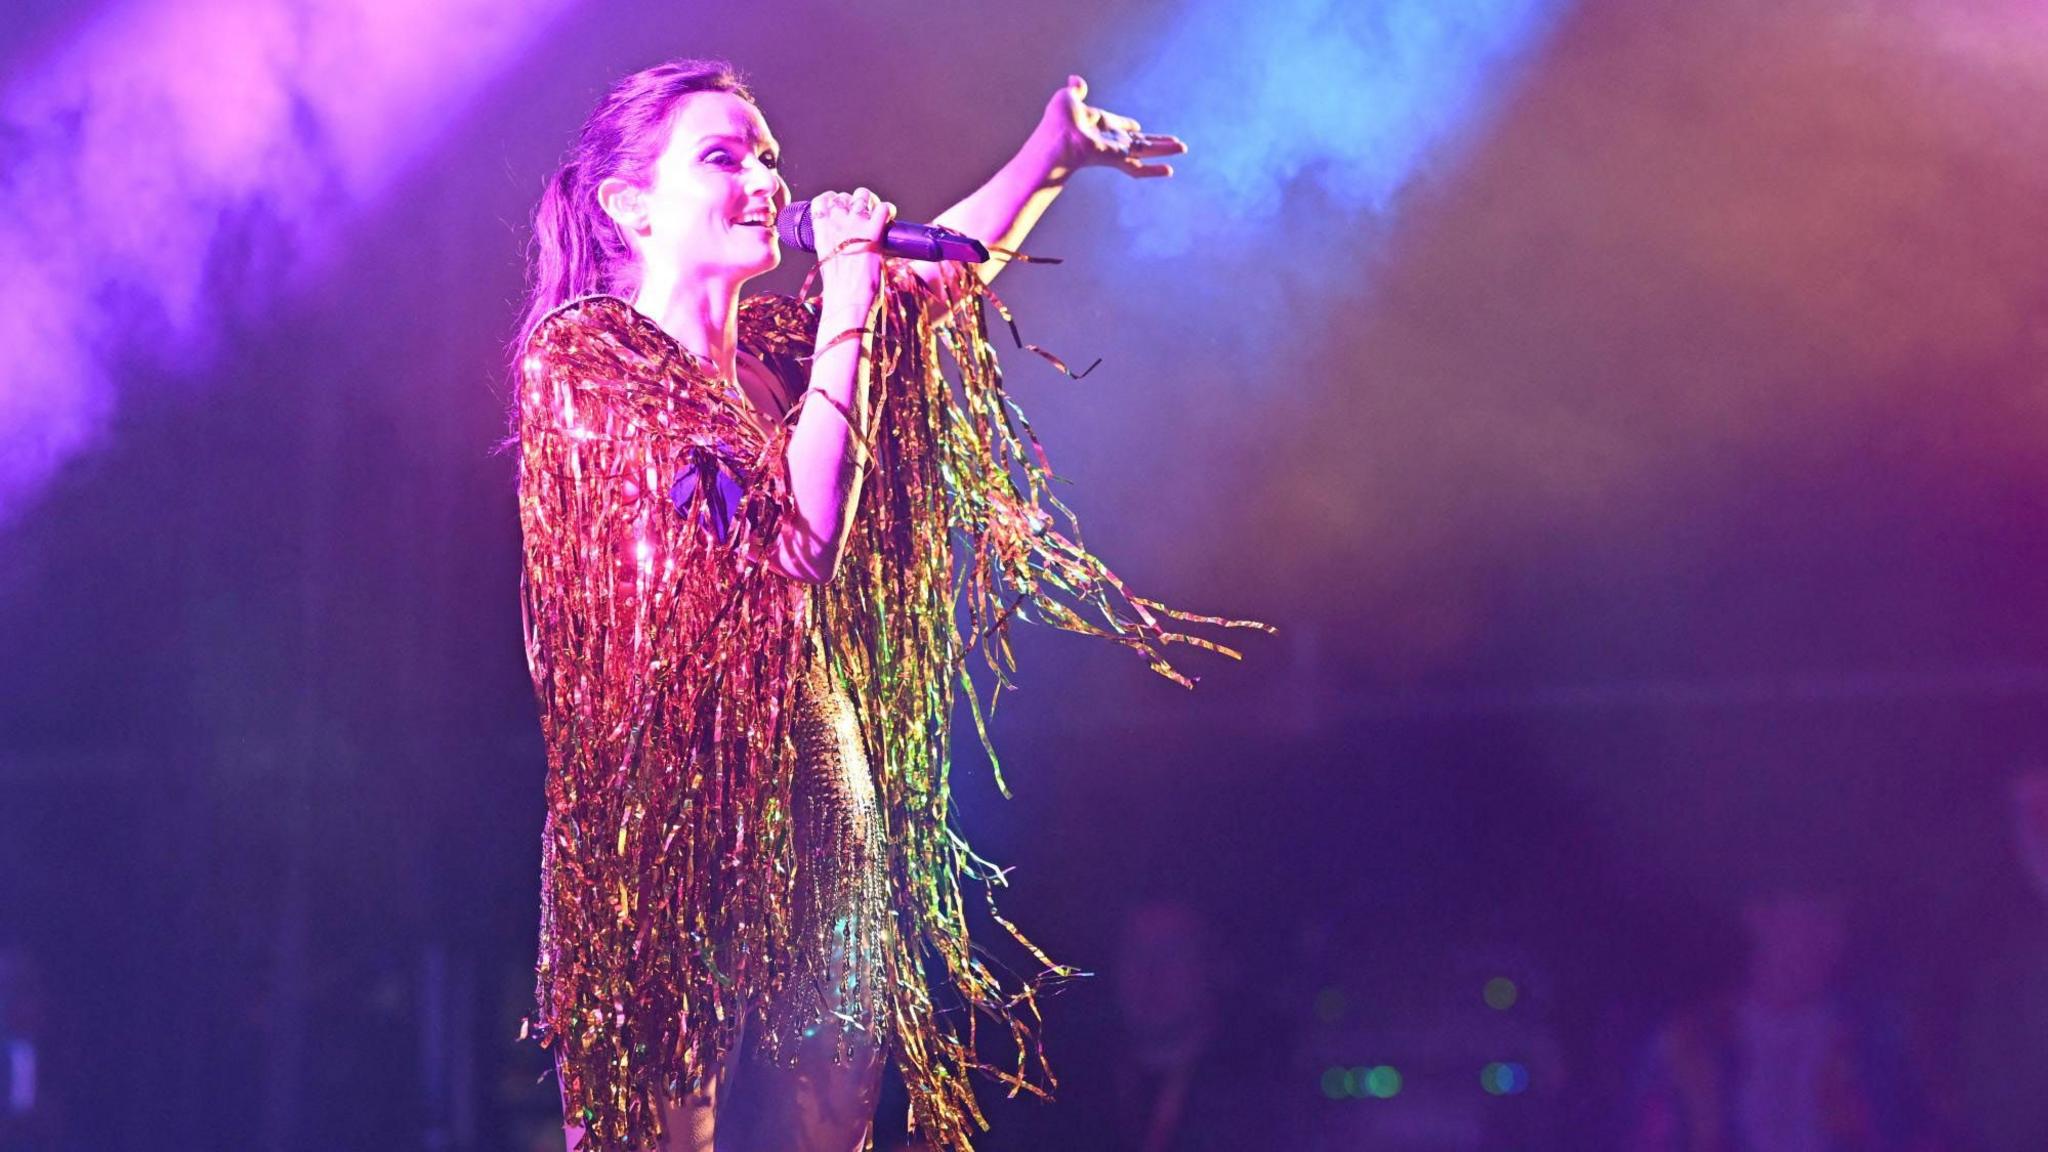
[783, 638, 889, 1034]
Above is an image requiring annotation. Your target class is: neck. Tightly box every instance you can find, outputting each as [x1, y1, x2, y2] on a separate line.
[633, 262, 744, 383]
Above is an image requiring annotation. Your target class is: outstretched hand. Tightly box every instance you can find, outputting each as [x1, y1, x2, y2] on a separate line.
[1043, 74, 1187, 180]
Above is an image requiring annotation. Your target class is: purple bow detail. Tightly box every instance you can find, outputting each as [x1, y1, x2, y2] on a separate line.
[670, 441, 748, 545]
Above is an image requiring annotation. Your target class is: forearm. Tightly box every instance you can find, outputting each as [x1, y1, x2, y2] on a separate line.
[931, 120, 1070, 287]
[771, 277, 878, 582]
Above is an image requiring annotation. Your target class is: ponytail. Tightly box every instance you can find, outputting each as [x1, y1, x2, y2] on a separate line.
[516, 161, 599, 359]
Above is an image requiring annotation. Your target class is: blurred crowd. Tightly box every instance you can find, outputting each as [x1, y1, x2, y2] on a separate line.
[932, 770, 2048, 1152]
[9, 772, 2048, 1152]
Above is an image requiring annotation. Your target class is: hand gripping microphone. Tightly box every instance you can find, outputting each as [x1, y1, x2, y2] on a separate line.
[776, 200, 990, 264]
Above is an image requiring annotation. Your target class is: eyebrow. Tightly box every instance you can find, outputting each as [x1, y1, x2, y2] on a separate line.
[694, 132, 779, 153]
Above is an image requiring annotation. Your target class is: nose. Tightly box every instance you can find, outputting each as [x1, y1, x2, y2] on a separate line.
[743, 159, 781, 200]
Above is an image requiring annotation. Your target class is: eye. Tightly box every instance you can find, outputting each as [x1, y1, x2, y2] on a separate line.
[702, 148, 739, 169]
[760, 151, 780, 170]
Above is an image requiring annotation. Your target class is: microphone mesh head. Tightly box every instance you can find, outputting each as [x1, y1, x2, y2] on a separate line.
[775, 201, 814, 253]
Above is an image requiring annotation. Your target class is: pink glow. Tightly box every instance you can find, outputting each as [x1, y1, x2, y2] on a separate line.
[0, 0, 578, 525]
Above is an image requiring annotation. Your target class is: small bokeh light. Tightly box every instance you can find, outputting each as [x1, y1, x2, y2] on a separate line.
[1483, 976, 1519, 1011]
[1481, 1061, 1531, 1096]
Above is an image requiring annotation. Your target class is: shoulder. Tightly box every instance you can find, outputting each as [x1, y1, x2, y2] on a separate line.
[522, 295, 694, 386]
[526, 294, 640, 351]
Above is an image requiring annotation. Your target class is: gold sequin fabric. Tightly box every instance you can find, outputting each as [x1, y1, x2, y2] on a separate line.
[778, 637, 889, 1042]
[516, 276, 1265, 1152]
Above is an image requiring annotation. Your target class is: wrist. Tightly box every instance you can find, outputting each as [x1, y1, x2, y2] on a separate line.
[817, 265, 882, 314]
[815, 301, 878, 349]
[1024, 117, 1079, 187]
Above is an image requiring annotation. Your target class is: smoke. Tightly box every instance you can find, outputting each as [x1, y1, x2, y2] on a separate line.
[1111, 0, 1573, 258]
[1217, 0, 2048, 663]
[1010, 0, 2048, 675]
[988, 0, 1572, 587]
[0, 0, 576, 526]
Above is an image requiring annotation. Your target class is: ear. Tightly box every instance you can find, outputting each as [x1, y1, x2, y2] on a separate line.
[597, 176, 649, 237]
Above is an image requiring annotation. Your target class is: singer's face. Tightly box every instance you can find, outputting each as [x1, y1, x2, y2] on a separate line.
[640, 91, 790, 281]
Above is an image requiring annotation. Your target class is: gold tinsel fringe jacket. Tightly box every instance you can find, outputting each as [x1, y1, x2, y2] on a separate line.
[515, 272, 1257, 1151]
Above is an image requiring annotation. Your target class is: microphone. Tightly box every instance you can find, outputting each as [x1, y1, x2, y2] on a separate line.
[776, 200, 990, 264]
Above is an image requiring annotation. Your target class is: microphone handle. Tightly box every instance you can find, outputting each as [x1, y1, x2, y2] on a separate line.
[779, 201, 991, 264]
[881, 222, 991, 264]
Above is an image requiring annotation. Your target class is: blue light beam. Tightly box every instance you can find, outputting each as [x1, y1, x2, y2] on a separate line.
[1115, 0, 1573, 257]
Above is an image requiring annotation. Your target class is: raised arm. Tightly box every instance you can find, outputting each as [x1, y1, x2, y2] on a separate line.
[924, 75, 1186, 290]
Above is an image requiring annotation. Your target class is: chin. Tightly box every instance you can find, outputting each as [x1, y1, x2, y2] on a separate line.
[730, 239, 780, 280]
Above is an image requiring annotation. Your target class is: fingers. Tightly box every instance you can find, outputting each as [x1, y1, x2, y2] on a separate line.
[857, 188, 897, 224]
[819, 188, 879, 213]
[814, 187, 888, 221]
[1099, 129, 1186, 158]
[808, 187, 895, 261]
[1092, 126, 1184, 178]
[1130, 133, 1188, 158]
[1100, 110, 1142, 137]
[844, 187, 894, 226]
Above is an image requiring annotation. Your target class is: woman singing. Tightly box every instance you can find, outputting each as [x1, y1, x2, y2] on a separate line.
[513, 59, 1246, 1152]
